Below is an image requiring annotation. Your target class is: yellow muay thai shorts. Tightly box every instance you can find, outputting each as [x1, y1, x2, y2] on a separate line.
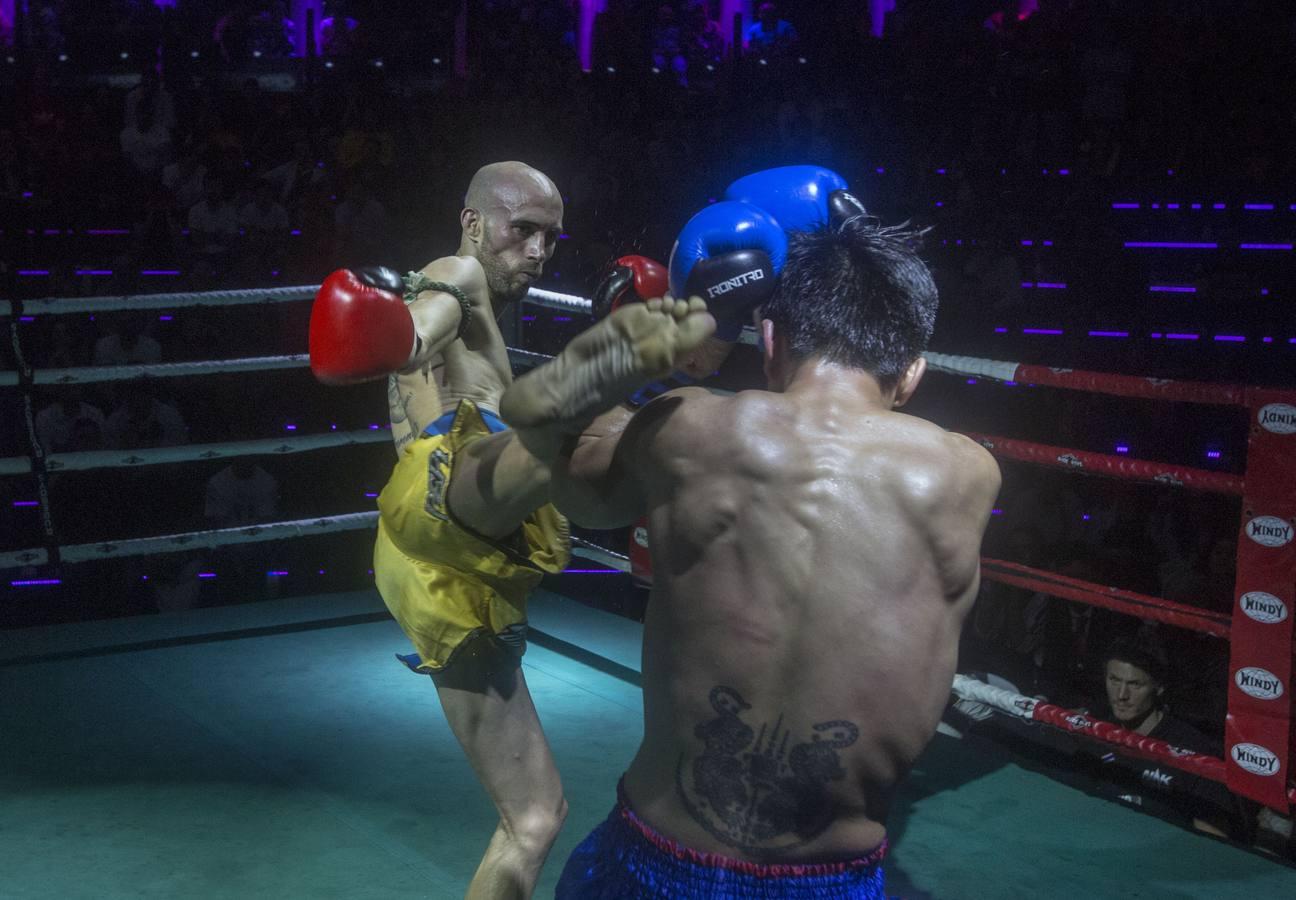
[373, 400, 570, 673]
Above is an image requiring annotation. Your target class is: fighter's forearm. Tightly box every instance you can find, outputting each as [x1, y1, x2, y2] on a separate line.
[549, 407, 645, 529]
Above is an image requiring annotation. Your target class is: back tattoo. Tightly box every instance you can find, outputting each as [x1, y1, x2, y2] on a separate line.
[675, 685, 859, 856]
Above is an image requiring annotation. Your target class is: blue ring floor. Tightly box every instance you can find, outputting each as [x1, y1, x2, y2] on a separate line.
[2, 588, 1292, 899]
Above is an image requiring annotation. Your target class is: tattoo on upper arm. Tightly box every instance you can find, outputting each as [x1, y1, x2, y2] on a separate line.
[674, 685, 860, 857]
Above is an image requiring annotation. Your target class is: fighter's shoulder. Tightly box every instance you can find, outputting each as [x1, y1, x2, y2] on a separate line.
[890, 418, 1000, 504]
[415, 255, 488, 296]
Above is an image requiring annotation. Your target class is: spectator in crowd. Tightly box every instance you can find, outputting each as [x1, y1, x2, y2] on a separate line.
[124, 69, 177, 135]
[187, 176, 241, 280]
[93, 314, 163, 367]
[1097, 634, 1239, 837]
[237, 178, 290, 277]
[119, 101, 173, 179]
[104, 388, 188, 449]
[204, 460, 280, 528]
[35, 391, 107, 454]
[332, 168, 389, 264]
[161, 149, 209, 212]
[263, 133, 325, 209]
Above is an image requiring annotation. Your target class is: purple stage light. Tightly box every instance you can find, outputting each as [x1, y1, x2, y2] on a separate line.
[563, 569, 623, 574]
[18, 270, 50, 276]
[554, 316, 572, 322]
[284, 424, 297, 431]
[1152, 203, 1161, 209]
[1151, 333, 1163, 339]
[368, 424, 380, 430]
[991, 509, 1003, 516]
[1082, 514, 1091, 522]
[1244, 204, 1274, 211]
[1111, 203, 1139, 209]
[1206, 451, 1222, 459]
[966, 378, 977, 385]
[290, 229, 301, 236]
[1035, 282, 1066, 289]
[13, 501, 38, 507]
[1166, 333, 1199, 340]
[198, 573, 216, 579]
[1115, 445, 1129, 454]
[994, 327, 1008, 333]
[1020, 240, 1034, 246]
[1240, 243, 1292, 251]
[76, 268, 114, 276]
[1260, 288, 1270, 296]
[1191, 203, 1201, 210]
[12, 579, 61, 586]
[1124, 241, 1217, 249]
[158, 315, 172, 321]
[1212, 203, 1226, 209]
[1263, 337, 1274, 343]
[267, 571, 289, 577]
[87, 228, 131, 235]
[1149, 285, 1196, 293]
[1004, 381, 1018, 387]
[1166, 203, 1180, 210]
[1059, 169, 1071, 175]
[1022, 328, 1063, 335]
[19, 316, 34, 322]
[876, 167, 885, 174]
[140, 269, 180, 276]
[936, 168, 946, 175]
[22, 191, 32, 198]
[1042, 240, 1053, 247]
[363, 492, 378, 498]
[1089, 331, 1129, 338]
[522, 315, 536, 321]
[1214, 335, 1246, 342]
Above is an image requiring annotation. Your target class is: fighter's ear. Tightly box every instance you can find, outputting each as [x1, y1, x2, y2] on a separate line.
[461, 207, 482, 242]
[892, 356, 927, 408]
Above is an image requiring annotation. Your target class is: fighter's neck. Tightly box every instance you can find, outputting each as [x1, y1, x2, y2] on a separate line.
[781, 360, 898, 411]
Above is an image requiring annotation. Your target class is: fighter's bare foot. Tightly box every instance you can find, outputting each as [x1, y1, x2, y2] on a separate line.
[501, 295, 714, 436]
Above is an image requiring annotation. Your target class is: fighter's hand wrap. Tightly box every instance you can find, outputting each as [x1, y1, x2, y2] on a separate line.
[309, 266, 415, 385]
[667, 201, 787, 340]
[723, 164, 867, 232]
[591, 255, 670, 319]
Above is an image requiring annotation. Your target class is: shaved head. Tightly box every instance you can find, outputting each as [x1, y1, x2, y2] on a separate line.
[464, 161, 561, 213]
[460, 161, 564, 306]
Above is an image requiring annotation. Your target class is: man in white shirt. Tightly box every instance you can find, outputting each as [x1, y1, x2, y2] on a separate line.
[205, 460, 279, 527]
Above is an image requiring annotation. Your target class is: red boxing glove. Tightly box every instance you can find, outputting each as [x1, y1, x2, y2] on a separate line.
[309, 267, 416, 385]
[591, 255, 670, 319]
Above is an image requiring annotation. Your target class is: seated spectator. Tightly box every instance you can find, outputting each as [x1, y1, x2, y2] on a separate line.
[650, 4, 687, 84]
[119, 102, 172, 179]
[205, 460, 279, 528]
[34, 391, 106, 454]
[237, 179, 290, 279]
[162, 150, 208, 212]
[333, 169, 390, 264]
[93, 315, 162, 367]
[238, 178, 290, 236]
[262, 133, 325, 209]
[745, 2, 798, 56]
[1097, 634, 1238, 837]
[124, 69, 177, 134]
[44, 321, 89, 369]
[104, 389, 188, 449]
[187, 177, 240, 279]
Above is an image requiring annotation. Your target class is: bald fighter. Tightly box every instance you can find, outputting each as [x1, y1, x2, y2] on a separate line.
[309, 161, 714, 899]
[517, 213, 1001, 898]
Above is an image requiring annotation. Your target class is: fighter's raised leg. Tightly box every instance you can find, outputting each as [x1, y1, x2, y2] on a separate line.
[499, 295, 715, 460]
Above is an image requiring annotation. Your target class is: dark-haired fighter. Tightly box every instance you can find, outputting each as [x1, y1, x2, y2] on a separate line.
[526, 217, 1001, 898]
[310, 160, 714, 900]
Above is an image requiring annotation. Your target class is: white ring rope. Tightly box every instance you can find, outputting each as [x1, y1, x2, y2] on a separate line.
[0, 428, 394, 476]
[1, 284, 593, 318]
[0, 504, 628, 572]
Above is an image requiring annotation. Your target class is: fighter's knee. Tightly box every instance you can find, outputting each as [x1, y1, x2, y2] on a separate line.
[507, 795, 568, 856]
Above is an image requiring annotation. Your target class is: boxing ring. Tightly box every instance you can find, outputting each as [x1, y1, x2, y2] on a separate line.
[2, 281, 1294, 897]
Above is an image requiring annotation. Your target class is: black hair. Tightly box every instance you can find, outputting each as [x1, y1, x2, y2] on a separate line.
[761, 217, 938, 389]
[1104, 634, 1170, 688]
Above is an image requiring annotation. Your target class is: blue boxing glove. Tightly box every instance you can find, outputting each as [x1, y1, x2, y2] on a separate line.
[724, 165, 867, 232]
[668, 200, 787, 340]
